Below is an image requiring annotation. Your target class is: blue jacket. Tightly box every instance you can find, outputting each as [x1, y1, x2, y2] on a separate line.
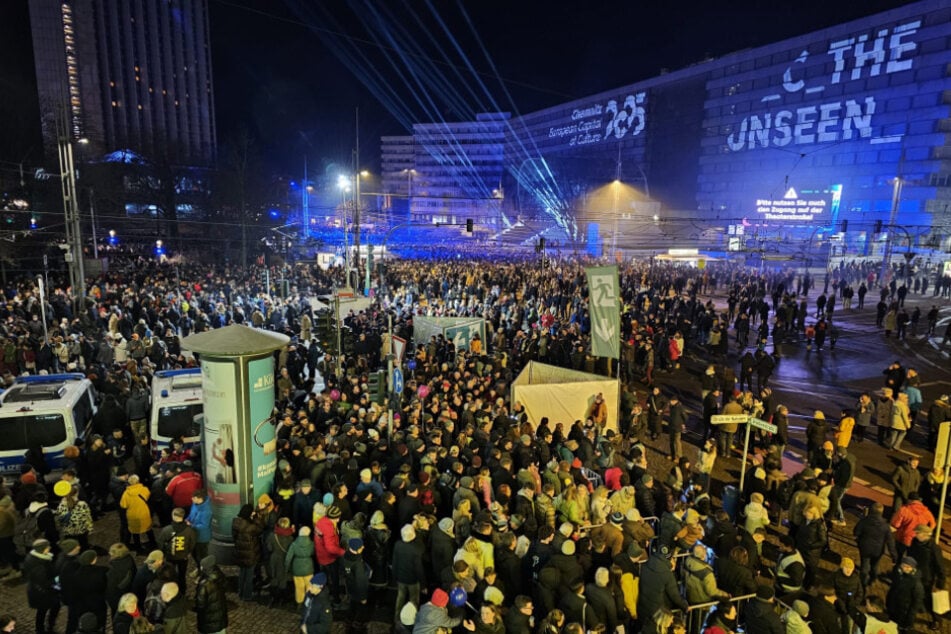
[187, 498, 212, 543]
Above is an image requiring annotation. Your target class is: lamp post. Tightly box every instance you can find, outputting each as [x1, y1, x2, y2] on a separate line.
[56, 124, 86, 313]
[337, 175, 352, 286]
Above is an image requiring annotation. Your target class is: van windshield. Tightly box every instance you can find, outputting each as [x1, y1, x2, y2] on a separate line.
[0, 413, 67, 451]
[157, 404, 202, 440]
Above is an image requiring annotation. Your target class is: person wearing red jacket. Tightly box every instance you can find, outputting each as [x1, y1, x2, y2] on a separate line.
[890, 492, 936, 556]
[165, 464, 203, 513]
[314, 504, 346, 601]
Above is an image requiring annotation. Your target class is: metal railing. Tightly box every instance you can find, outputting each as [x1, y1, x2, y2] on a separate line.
[680, 592, 756, 634]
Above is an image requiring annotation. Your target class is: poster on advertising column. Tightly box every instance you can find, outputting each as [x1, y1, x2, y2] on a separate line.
[248, 356, 278, 500]
[200, 360, 241, 542]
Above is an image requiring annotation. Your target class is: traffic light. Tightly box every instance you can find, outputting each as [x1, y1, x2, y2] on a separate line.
[466, 218, 473, 233]
[839, 220, 847, 232]
[874, 220, 883, 234]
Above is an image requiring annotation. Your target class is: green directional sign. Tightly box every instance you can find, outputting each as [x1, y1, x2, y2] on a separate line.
[586, 266, 620, 359]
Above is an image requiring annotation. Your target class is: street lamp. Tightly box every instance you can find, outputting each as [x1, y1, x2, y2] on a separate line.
[56, 127, 86, 312]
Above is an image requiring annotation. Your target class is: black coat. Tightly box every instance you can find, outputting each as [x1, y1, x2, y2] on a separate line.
[853, 513, 896, 559]
[560, 592, 600, 630]
[72, 563, 108, 620]
[24, 551, 58, 610]
[301, 588, 333, 634]
[809, 596, 844, 634]
[716, 556, 757, 596]
[391, 539, 425, 585]
[430, 528, 456, 581]
[195, 567, 229, 633]
[637, 554, 688, 618]
[231, 515, 264, 567]
[886, 570, 924, 628]
[106, 554, 137, 610]
[744, 598, 784, 634]
[907, 537, 946, 588]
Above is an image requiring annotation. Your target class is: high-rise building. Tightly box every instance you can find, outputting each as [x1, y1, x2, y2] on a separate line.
[381, 135, 414, 216]
[407, 113, 508, 229]
[29, 0, 216, 166]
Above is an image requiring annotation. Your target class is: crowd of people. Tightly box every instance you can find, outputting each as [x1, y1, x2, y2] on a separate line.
[0, 252, 948, 634]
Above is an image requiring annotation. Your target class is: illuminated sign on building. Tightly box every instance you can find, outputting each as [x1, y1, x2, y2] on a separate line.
[726, 19, 921, 151]
[755, 187, 836, 222]
[548, 92, 647, 147]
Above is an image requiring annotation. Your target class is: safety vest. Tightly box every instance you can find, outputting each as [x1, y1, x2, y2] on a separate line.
[776, 550, 805, 593]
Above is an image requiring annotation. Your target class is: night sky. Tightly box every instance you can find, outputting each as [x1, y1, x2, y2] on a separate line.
[0, 0, 917, 174]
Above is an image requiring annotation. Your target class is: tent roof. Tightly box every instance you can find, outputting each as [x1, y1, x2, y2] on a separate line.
[512, 361, 610, 386]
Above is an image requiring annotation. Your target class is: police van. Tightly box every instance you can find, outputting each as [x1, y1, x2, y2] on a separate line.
[0, 373, 98, 474]
[150, 368, 203, 455]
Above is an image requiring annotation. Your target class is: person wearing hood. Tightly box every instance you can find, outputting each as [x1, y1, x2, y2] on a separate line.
[637, 549, 688, 621]
[431, 517, 457, 581]
[365, 510, 392, 589]
[742, 491, 770, 535]
[120, 475, 155, 552]
[266, 516, 295, 606]
[24, 539, 59, 634]
[781, 599, 813, 634]
[194, 555, 228, 634]
[285, 526, 315, 608]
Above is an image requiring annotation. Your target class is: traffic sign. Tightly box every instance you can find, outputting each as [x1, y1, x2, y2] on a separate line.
[711, 414, 749, 424]
[750, 417, 777, 434]
[392, 367, 404, 395]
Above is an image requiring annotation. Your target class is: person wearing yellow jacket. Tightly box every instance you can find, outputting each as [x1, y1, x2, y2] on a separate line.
[120, 475, 155, 551]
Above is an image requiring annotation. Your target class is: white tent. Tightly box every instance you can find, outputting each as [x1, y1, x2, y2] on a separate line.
[511, 361, 619, 432]
[413, 316, 486, 352]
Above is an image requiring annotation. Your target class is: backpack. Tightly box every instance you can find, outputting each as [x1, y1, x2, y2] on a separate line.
[143, 592, 166, 623]
[14, 507, 47, 556]
[165, 525, 192, 561]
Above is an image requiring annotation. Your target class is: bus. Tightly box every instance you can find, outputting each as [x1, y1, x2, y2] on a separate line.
[0, 373, 97, 475]
[150, 368, 203, 456]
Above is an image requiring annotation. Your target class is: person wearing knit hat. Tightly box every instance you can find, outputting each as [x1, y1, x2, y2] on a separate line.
[302, 572, 332, 633]
[438, 517, 455, 538]
[430, 588, 449, 607]
[348, 538, 363, 552]
[561, 540, 576, 556]
[78, 549, 97, 565]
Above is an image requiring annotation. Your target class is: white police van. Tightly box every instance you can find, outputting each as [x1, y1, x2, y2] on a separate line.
[0, 373, 98, 474]
[150, 368, 203, 455]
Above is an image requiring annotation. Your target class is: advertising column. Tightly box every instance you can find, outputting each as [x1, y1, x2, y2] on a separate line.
[248, 357, 278, 498]
[200, 360, 241, 542]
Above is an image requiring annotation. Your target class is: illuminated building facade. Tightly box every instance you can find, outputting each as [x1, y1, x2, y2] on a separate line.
[29, 0, 217, 166]
[381, 113, 508, 230]
[503, 0, 951, 251]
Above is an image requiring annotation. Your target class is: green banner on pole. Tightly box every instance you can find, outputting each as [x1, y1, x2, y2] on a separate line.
[586, 265, 620, 359]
